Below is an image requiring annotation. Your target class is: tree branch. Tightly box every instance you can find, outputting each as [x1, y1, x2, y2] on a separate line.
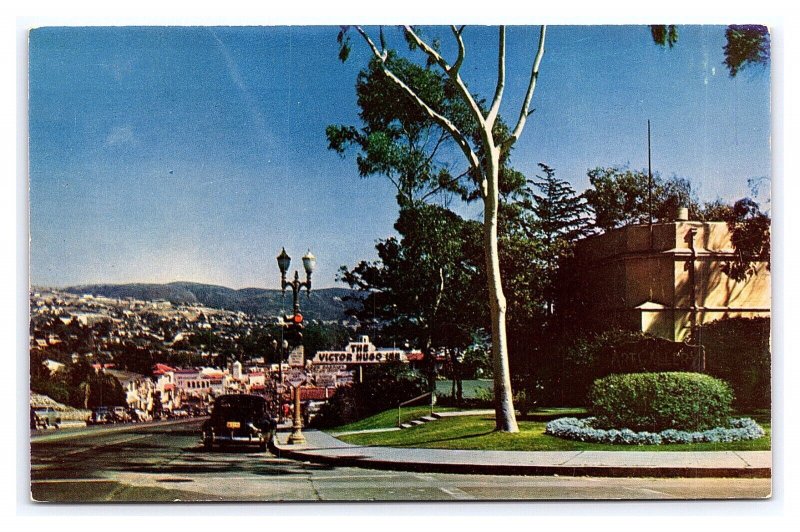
[501, 25, 547, 153]
[355, 26, 387, 60]
[486, 26, 506, 127]
[450, 25, 466, 75]
[402, 26, 487, 131]
[419, 167, 472, 203]
[355, 26, 481, 174]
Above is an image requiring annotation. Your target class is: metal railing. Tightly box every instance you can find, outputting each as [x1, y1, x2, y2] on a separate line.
[397, 391, 433, 427]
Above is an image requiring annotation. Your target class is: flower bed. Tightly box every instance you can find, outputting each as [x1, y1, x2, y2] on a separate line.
[545, 416, 765, 445]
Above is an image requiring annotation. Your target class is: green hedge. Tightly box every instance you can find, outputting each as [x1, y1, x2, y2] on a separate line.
[589, 372, 733, 432]
[701, 317, 770, 409]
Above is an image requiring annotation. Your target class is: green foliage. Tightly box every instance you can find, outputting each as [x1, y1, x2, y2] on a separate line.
[460, 334, 493, 379]
[337, 412, 769, 452]
[513, 163, 591, 316]
[650, 25, 678, 48]
[312, 363, 427, 428]
[30, 353, 127, 409]
[723, 25, 770, 77]
[31, 375, 72, 406]
[589, 372, 734, 432]
[111, 344, 157, 377]
[696, 197, 771, 280]
[701, 318, 770, 410]
[336, 26, 351, 62]
[721, 198, 771, 281]
[327, 52, 477, 204]
[550, 329, 655, 406]
[301, 323, 352, 358]
[80, 371, 127, 408]
[338, 202, 488, 387]
[583, 166, 700, 231]
[651, 23, 769, 78]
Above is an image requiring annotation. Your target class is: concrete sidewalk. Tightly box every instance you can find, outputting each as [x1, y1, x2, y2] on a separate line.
[270, 429, 771, 478]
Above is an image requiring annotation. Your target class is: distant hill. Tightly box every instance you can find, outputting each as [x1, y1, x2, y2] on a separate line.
[62, 281, 361, 322]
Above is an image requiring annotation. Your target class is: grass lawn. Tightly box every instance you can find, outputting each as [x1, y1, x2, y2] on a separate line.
[435, 379, 493, 399]
[327, 406, 461, 433]
[335, 410, 771, 452]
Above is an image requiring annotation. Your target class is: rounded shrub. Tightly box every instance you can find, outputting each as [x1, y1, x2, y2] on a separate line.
[589, 372, 733, 432]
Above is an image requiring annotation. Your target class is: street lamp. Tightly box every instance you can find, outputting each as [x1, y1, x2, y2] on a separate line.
[276, 248, 315, 445]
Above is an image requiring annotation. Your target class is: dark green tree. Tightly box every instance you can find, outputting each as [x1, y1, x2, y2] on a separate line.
[583, 166, 700, 231]
[722, 25, 771, 77]
[521, 163, 591, 315]
[339, 203, 487, 391]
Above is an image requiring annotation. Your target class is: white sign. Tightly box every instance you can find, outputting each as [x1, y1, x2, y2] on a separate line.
[288, 346, 304, 367]
[313, 337, 408, 365]
[286, 369, 306, 387]
[315, 374, 336, 388]
[315, 364, 348, 373]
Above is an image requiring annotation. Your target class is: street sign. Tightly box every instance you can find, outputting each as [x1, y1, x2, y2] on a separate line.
[315, 374, 336, 388]
[315, 364, 348, 373]
[286, 368, 306, 387]
[288, 345, 304, 367]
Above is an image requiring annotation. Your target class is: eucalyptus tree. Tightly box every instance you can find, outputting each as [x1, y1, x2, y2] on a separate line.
[336, 26, 546, 431]
[333, 24, 769, 432]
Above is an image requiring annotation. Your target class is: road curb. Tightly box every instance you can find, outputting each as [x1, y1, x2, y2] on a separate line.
[31, 417, 204, 443]
[270, 440, 771, 479]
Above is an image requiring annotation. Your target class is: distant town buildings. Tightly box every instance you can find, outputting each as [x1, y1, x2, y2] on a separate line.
[30, 290, 422, 416]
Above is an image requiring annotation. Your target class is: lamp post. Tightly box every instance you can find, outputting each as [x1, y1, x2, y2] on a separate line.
[271, 338, 289, 422]
[276, 248, 315, 445]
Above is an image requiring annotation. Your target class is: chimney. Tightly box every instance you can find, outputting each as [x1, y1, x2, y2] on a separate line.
[675, 207, 689, 221]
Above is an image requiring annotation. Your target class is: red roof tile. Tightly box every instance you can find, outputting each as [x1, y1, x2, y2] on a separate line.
[153, 363, 176, 375]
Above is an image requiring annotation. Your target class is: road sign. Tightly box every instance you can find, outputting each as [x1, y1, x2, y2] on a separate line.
[286, 368, 306, 387]
[315, 374, 336, 388]
[288, 345, 304, 367]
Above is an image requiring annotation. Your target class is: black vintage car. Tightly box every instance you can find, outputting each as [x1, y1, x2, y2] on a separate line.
[201, 394, 276, 452]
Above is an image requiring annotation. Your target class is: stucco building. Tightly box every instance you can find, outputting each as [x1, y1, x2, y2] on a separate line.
[561, 212, 770, 341]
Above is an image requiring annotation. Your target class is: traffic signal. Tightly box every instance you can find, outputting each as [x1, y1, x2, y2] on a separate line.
[283, 313, 304, 346]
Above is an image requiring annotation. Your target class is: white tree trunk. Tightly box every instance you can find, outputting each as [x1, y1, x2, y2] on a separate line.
[483, 146, 519, 433]
[353, 25, 546, 434]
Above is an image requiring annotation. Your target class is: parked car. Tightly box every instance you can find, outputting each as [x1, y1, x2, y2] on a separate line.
[124, 408, 148, 422]
[87, 407, 116, 425]
[201, 394, 276, 452]
[32, 407, 61, 429]
[112, 406, 131, 422]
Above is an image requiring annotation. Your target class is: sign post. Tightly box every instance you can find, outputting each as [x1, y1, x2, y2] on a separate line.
[286, 368, 306, 388]
[288, 345, 305, 368]
[286, 368, 307, 445]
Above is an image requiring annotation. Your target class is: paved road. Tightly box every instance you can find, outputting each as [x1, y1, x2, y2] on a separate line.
[30, 419, 771, 502]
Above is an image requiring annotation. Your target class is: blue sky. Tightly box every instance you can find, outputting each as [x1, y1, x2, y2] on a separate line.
[29, 25, 771, 289]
